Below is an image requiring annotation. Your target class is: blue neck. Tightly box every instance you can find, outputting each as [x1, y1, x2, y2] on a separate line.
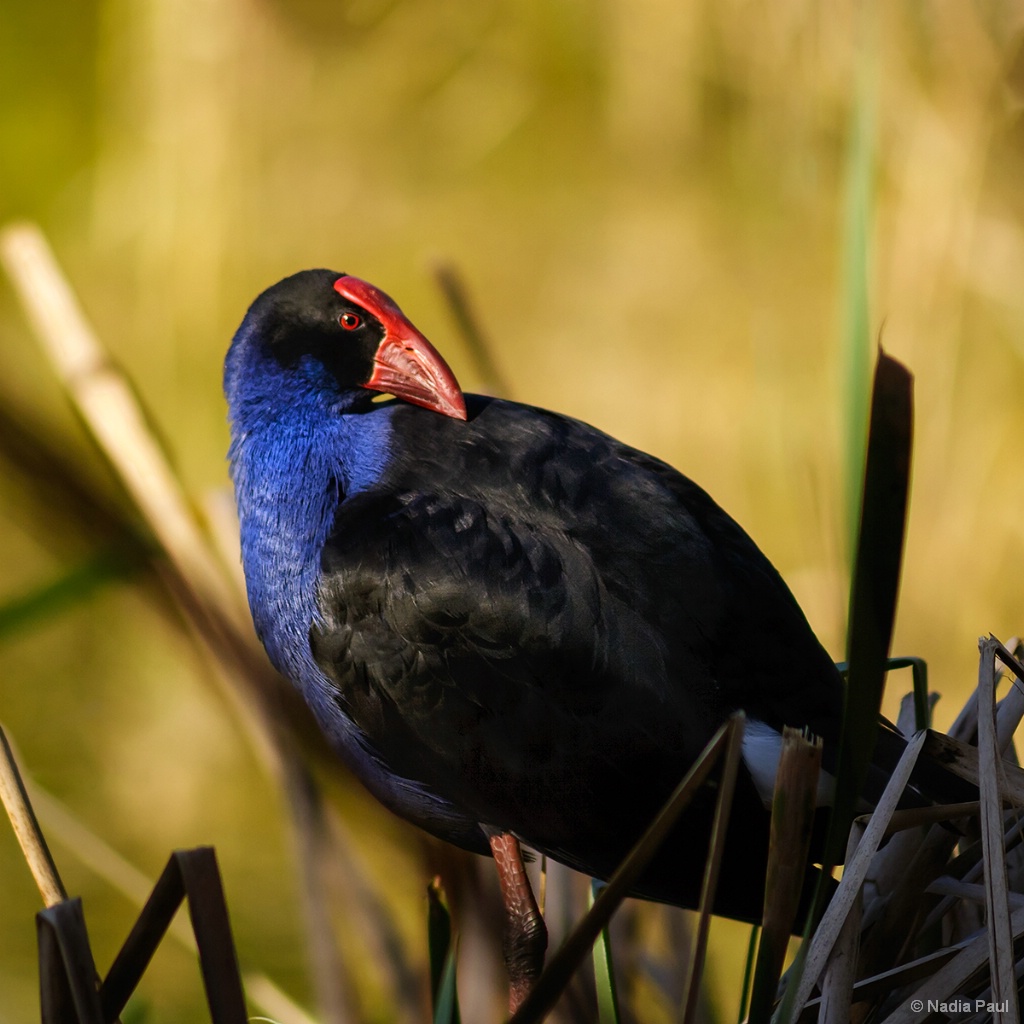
[227, 371, 392, 693]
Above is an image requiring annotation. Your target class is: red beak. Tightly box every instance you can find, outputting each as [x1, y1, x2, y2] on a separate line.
[334, 276, 467, 421]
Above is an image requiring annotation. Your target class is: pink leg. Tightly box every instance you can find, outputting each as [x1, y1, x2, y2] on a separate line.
[489, 833, 547, 1014]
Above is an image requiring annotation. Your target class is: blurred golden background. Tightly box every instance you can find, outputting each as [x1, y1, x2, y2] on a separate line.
[1, 1, 1023, 1020]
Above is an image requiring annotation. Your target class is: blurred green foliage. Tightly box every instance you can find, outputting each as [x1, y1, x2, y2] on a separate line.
[2, 1, 1024, 1021]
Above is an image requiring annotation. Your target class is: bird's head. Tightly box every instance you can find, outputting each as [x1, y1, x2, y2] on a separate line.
[225, 269, 467, 421]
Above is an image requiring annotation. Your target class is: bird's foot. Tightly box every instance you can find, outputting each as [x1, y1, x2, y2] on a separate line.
[488, 832, 547, 1014]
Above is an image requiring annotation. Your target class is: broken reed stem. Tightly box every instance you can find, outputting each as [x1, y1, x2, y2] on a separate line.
[0, 726, 66, 907]
[748, 728, 822, 1024]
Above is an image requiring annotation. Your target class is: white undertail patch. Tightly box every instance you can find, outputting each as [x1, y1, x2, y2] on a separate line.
[741, 718, 836, 808]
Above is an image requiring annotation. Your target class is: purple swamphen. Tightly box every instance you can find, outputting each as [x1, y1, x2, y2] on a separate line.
[224, 270, 908, 1009]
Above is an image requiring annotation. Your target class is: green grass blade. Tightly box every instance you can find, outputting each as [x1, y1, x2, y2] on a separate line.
[588, 880, 620, 1024]
[427, 878, 461, 1024]
[835, 656, 931, 732]
[433, 947, 460, 1024]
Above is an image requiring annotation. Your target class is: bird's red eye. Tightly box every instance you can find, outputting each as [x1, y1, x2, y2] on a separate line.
[339, 312, 362, 330]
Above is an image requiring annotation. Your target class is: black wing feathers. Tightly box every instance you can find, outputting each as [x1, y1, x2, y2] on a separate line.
[311, 397, 842, 851]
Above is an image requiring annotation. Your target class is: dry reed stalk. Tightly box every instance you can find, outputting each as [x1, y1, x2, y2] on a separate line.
[0, 223, 247, 629]
[927, 877, 1024, 911]
[975, 637, 1018, 1019]
[921, 732, 1024, 803]
[680, 712, 745, 1023]
[919, 814, 1024, 937]
[0, 726, 67, 908]
[995, 673, 1024, 755]
[817, 867, 861, 1024]
[790, 729, 927, 1012]
[879, 905, 1024, 1022]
